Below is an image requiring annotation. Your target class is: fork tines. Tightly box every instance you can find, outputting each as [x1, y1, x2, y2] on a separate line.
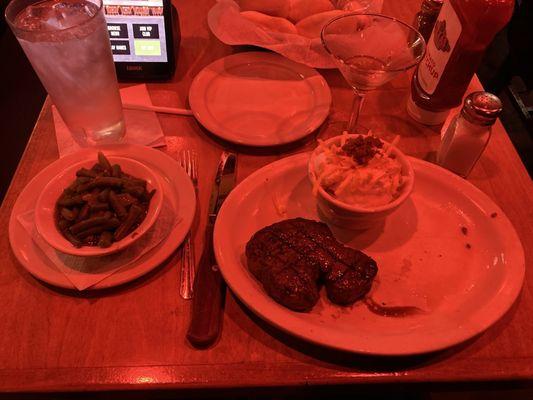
[180, 149, 198, 186]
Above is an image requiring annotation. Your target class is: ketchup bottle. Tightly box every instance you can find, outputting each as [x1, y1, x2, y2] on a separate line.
[407, 0, 514, 125]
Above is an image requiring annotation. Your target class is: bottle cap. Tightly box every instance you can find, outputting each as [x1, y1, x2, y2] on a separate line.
[407, 96, 450, 125]
[461, 91, 502, 126]
[422, 0, 444, 12]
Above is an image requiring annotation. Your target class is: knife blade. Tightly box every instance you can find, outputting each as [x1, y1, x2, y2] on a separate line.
[186, 152, 237, 348]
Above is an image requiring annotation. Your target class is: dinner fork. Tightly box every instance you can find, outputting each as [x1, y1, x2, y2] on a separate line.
[179, 150, 198, 299]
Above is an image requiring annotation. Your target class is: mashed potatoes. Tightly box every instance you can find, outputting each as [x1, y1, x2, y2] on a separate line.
[314, 134, 404, 207]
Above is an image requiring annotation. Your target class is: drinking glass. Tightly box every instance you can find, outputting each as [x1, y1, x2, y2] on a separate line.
[5, 0, 125, 145]
[321, 13, 426, 133]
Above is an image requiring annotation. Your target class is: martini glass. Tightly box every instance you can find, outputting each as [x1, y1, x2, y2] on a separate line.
[321, 13, 426, 134]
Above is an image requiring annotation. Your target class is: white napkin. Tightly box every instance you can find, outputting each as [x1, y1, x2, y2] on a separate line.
[207, 0, 383, 69]
[17, 201, 177, 291]
[53, 84, 166, 157]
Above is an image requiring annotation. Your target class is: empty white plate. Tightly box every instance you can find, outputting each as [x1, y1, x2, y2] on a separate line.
[189, 52, 331, 147]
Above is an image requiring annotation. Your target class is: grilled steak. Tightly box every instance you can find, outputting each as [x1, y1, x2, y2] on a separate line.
[245, 218, 378, 312]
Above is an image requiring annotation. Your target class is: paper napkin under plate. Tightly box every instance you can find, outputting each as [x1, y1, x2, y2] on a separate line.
[17, 200, 177, 291]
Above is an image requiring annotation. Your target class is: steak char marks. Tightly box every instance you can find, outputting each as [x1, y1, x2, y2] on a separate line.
[245, 218, 378, 312]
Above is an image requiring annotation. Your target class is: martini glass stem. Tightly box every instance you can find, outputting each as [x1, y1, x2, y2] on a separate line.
[347, 91, 365, 134]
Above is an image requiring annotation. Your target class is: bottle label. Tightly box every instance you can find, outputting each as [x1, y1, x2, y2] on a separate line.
[417, 0, 462, 95]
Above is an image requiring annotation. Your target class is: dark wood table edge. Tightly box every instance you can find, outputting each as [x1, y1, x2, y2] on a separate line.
[1, 359, 533, 393]
[2, 382, 533, 400]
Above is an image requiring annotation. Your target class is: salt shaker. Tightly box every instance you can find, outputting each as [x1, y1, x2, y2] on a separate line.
[437, 91, 503, 178]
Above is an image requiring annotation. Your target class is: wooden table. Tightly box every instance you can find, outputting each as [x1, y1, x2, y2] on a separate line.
[1, 0, 532, 396]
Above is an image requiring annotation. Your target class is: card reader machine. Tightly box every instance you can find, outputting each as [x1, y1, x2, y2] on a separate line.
[103, 0, 179, 80]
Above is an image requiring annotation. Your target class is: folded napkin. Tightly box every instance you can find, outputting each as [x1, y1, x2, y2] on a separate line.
[53, 84, 166, 157]
[17, 201, 177, 291]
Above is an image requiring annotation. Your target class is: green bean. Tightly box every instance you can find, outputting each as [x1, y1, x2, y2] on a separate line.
[63, 230, 82, 248]
[75, 182, 90, 193]
[115, 193, 138, 207]
[98, 188, 110, 202]
[61, 187, 76, 197]
[98, 152, 113, 173]
[57, 219, 71, 230]
[109, 190, 127, 219]
[75, 219, 121, 238]
[76, 168, 97, 178]
[144, 189, 156, 202]
[81, 193, 97, 203]
[69, 176, 93, 190]
[114, 204, 143, 241]
[86, 177, 123, 190]
[122, 177, 147, 188]
[91, 163, 105, 173]
[111, 164, 122, 178]
[123, 185, 145, 198]
[57, 195, 85, 207]
[90, 202, 109, 212]
[77, 204, 90, 222]
[66, 180, 80, 192]
[69, 216, 115, 234]
[97, 231, 114, 248]
[76, 176, 91, 184]
[60, 207, 78, 221]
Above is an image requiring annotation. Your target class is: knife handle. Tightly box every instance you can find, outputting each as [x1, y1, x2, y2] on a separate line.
[186, 225, 225, 348]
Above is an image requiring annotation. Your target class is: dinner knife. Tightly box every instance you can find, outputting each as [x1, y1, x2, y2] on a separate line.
[186, 152, 237, 348]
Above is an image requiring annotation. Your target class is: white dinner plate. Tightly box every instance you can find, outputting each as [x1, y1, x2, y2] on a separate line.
[214, 153, 525, 355]
[188, 52, 331, 147]
[8, 144, 196, 290]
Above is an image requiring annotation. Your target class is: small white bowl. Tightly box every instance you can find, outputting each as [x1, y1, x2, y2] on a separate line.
[308, 134, 414, 229]
[35, 155, 163, 257]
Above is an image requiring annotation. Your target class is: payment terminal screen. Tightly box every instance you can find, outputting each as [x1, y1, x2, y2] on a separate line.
[103, 0, 168, 63]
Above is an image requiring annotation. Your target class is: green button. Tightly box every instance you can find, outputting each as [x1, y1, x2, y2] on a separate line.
[134, 40, 161, 56]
